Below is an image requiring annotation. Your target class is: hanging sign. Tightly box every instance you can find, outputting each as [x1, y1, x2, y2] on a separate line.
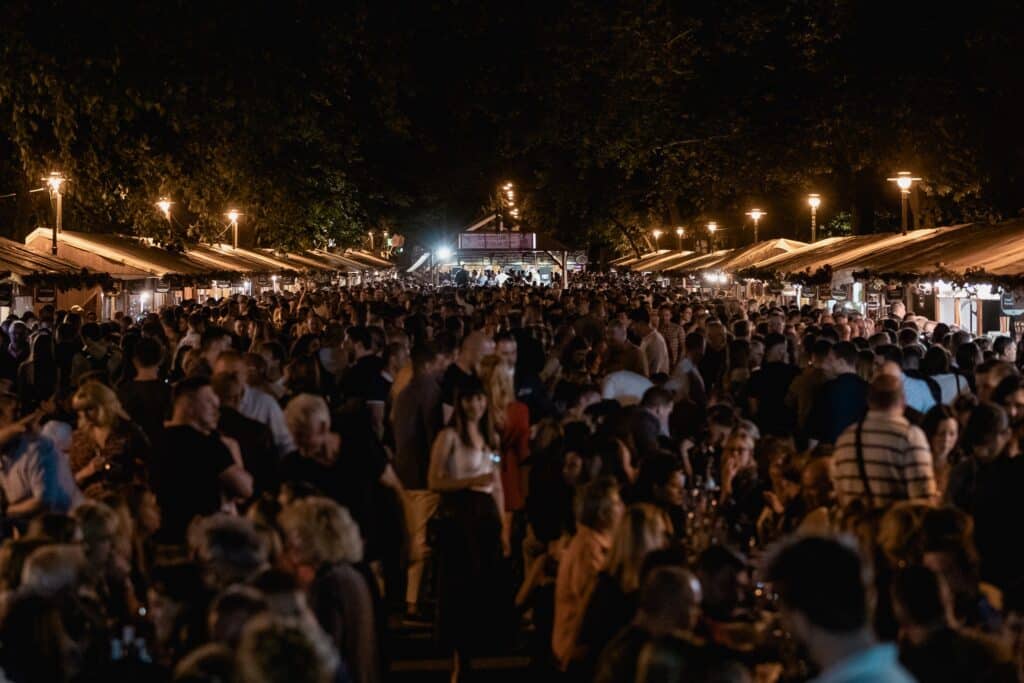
[278, 274, 296, 286]
[831, 287, 848, 301]
[1001, 290, 1024, 316]
[34, 285, 56, 304]
[155, 279, 171, 293]
[886, 285, 905, 302]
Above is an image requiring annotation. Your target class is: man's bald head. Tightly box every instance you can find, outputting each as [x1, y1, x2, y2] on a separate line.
[459, 330, 495, 369]
[213, 350, 248, 386]
[868, 373, 904, 412]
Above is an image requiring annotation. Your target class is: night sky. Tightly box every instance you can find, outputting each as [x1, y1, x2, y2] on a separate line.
[1, 2, 1023, 257]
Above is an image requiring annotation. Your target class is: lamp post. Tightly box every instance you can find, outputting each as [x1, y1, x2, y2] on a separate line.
[44, 172, 66, 255]
[745, 208, 765, 243]
[226, 209, 240, 249]
[652, 229, 663, 250]
[707, 221, 717, 251]
[435, 246, 452, 287]
[675, 226, 685, 251]
[807, 194, 821, 242]
[887, 172, 921, 235]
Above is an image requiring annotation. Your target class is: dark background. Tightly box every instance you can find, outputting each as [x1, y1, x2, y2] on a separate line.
[1, 1, 1022, 258]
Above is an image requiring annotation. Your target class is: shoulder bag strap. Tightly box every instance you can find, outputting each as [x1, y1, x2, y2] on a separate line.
[853, 419, 874, 507]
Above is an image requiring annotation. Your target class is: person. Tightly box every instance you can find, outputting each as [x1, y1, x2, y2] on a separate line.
[605, 320, 648, 377]
[719, 429, 764, 546]
[993, 335, 1016, 365]
[338, 326, 389, 435]
[891, 565, 1015, 683]
[0, 395, 81, 524]
[68, 381, 150, 497]
[699, 320, 729, 396]
[70, 322, 123, 387]
[765, 535, 916, 683]
[667, 331, 706, 404]
[747, 332, 800, 437]
[601, 365, 654, 407]
[657, 305, 686, 370]
[210, 372, 277, 496]
[479, 354, 530, 514]
[428, 376, 510, 678]
[920, 405, 959, 494]
[17, 332, 59, 412]
[575, 503, 668, 680]
[946, 402, 1024, 607]
[786, 339, 832, 439]
[149, 376, 252, 544]
[552, 476, 624, 670]
[628, 387, 674, 464]
[632, 453, 687, 540]
[213, 350, 295, 456]
[831, 374, 936, 509]
[235, 613, 340, 683]
[116, 336, 171, 444]
[594, 566, 703, 683]
[631, 308, 669, 376]
[920, 345, 968, 404]
[391, 342, 444, 615]
[440, 331, 494, 423]
[808, 341, 868, 445]
[279, 496, 379, 683]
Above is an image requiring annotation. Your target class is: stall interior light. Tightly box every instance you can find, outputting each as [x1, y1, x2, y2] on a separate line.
[436, 246, 453, 261]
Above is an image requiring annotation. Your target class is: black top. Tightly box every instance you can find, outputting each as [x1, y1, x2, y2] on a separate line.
[150, 425, 235, 544]
[218, 407, 276, 496]
[748, 362, 801, 436]
[439, 362, 476, 408]
[340, 355, 388, 404]
[391, 373, 442, 489]
[117, 379, 172, 444]
[807, 372, 869, 444]
[576, 573, 637, 681]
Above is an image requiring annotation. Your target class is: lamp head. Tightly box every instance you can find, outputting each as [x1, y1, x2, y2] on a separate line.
[746, 208, 764, 221]
[707, 221, 718, 233]
[652, 229, 663, 239]
[226, 209, 240, 223]
[808, 194, 821, 209]
[156, 198, 172, 218]
[44, 172, 66, 193]
[436, 246, 453, 261]
[676, 226, 685, 237]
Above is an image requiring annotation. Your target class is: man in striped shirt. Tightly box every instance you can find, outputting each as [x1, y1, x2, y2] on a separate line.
[831, 374, 937, 509]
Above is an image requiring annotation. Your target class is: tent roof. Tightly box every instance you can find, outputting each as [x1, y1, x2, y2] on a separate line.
[28, 228, 209, 277]
[0, 236, 82, 280]
[342, 249, 394, 270]
[663, 249, 735, 274]
[610, 250, 667, 267]
[630, 250, 695, 271]
[709, 239, 807, 274]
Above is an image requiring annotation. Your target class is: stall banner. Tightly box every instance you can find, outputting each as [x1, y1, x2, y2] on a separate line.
[34, 285, 56, 303]
[1001, 290, 1024, 316]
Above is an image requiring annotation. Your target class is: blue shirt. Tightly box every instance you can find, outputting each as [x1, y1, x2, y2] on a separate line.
[812, 643, 915, 683]
[809, 373, 869, 444]
[0, 433, 82, 514]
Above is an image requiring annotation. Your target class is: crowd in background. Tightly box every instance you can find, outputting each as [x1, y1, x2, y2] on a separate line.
[0, 271, 1021, 682]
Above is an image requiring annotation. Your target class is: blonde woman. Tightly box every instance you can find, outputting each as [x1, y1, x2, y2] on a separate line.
[279, 496, 380, 683]
[478, 354, 530, 513]
[573, 503, 669, 678]
[69, 381, 150, 497]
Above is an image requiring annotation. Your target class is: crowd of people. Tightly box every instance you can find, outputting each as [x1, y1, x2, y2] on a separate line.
[0, 272, 1022, 682]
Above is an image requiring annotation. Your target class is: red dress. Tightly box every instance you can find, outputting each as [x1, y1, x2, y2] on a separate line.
[499, 401, 531, 511]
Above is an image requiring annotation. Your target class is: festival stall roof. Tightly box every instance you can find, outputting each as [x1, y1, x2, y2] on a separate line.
[282, 249, 372, 273]
[342, 249, 394, 270]
[705, 239, 808, 275]
[0, 236, 83, 283]
[185, 244, 290, 274]
[629, 250, 695, 272]
[26, 228, 207, 279]
[611, 250, 669, 268]
[661, 249, 735, 274]
[830, 221, 1024, 283]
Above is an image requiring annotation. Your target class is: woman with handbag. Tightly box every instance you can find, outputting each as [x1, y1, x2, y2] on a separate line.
[428, 376, 511, 682]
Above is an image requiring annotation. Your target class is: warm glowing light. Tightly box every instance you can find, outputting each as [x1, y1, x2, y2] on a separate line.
[707, 221, 718, 233]
[676, 227, 684, 237]
[746, 208, 765, 221]
[652, 229, 663, 240]
[436, 246, 453, 261]
[156, 198, 172, 219]
[44, 171, 66, 193]
[140, 291, 151, 302]
[226, 209, 240, 223]
[807, 194, 821, 209]
[887, 171, 921, 193]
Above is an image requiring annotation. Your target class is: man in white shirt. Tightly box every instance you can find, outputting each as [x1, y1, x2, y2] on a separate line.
[666, 331, 706, 404]
[630, 308, 669, 376]
[601, 369, 653, 407]
[214, 351, 296, 456]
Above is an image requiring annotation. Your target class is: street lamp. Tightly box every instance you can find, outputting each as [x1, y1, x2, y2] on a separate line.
[887, 171, 921, 235]
[156, 198, 172, 221]
[807, 194, 821, 242]
[652, 229, 663, 249]
[745, 208, 765, 243]
[44, 171, 66, 255]
[707, 221, 718, 251]
[226, 209, 241, 249]
[675, 226, 685, 251]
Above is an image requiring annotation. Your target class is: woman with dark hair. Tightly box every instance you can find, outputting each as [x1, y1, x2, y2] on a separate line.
[954, 341, 983, 393]
[631, 453, 687, 541]
[921, 404, 960, 493]
[921, 345, 968, 404]
[18, 332, 59, 412]
[428, 377, 511, 679]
